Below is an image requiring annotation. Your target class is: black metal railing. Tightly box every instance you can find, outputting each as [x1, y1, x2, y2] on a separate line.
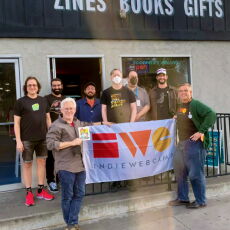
[85, 113, 230, 195]
[206, 113, 230, 177]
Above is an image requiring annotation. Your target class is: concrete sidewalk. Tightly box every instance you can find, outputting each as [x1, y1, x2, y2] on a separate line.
[1, 175, 230, 230]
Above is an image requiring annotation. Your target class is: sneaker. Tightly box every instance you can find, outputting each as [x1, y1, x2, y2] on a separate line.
[186, 201, 206, 209]
[74, 225, 81, 230]
[25, 191, 35, 207]
[36, 188, 55, 200]
[168, 199, 190, 206]
[48, 182, 59, 193]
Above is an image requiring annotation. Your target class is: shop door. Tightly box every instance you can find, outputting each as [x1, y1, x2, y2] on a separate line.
[0, 59, 21, 186]
[50, 57, 103, 98]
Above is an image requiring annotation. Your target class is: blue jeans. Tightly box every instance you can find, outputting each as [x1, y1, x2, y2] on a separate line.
[173, 140, 206, 205]
[58, 170, 86, 226]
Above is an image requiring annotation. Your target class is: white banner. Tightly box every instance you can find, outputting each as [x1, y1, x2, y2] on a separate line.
[83, 119, 176, 184]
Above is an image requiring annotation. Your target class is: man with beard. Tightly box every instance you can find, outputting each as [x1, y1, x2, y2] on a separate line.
[149, 68, 177, 120]
[127, 70, 150, 122]
[45, 78, 65, 193]
[76, 82, 102, 124]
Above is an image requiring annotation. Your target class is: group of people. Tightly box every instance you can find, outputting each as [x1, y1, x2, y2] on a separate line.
[13, 67, 216, 230]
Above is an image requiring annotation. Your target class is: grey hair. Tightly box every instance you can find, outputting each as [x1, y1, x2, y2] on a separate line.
[60, 97, 76, 109]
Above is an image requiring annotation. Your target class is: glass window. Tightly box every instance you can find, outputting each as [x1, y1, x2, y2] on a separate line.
[122, 57, 191, 90]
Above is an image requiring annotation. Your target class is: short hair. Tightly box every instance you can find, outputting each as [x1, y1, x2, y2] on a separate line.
[23, 76, 41, 95]
[110, 68, 121, 76]
[128, 70, 138, 77]
[60, 97, 76, 109]
[51, 78, 63, 85]
[177, 83, 192, 89]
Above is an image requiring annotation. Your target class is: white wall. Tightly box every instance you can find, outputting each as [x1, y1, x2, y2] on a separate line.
[0, 38, 228, 113]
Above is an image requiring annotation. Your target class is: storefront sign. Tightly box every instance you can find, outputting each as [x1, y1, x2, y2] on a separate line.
[0, 0, 229, 40]
[54, 0, 224, 18]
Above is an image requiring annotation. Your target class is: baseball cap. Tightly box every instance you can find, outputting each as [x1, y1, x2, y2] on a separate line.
[156, 68, 167, 75]
[83, 82, 96, 90]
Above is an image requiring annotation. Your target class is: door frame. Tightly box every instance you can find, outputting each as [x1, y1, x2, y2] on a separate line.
[47, 55, 106, 90]
[0, 56, 24, 192]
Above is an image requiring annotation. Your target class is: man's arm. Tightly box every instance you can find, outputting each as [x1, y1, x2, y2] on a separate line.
[130, 102, 137, 122]
[59, 138, 82, 149]
[46, 113, 52, 128]
[136, 104, 150, 121]
[14, 115, 24, 152]
[101, 104, 108, 122]
[190, 100, 216, 141]
[101, 104, 113, 125]
[47, 125, 82, 151]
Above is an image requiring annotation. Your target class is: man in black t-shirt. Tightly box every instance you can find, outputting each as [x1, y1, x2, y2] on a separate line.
[149, 68, 177, 120]
[101, 69, 137, 124]
[101, 69, 137, 191]
[14, 76, 54, 207]
[45, 78, 65, 193]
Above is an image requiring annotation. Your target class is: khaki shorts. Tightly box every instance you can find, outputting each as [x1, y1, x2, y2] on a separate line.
[22, 140, 47, 162]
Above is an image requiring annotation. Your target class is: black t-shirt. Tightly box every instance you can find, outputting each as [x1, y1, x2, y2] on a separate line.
[100, 86, 136, 123]
[156, 87, 171, 120]
[45, 94, 65, 122]
[14, 96, 49, 141]
[177, 103, 198, 141]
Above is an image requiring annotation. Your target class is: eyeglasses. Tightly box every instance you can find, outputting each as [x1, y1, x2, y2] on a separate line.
[63, 108, 75, 111]
[27, 84, 38, 88]
[178, 90, 189, 93]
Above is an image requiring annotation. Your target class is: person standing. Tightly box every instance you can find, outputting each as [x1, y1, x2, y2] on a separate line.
[127, 70, 150, 121]
[14, 76, 54, 207]
[76, 82, 102, 125]
[101, 69, 137, 191]
[45, 78, 65, 193]
[101, 68, 137, 125]
[126, 70, 150, 190]
[46, 98, 85, 230]
[149, 68, 177, 120]
[169, 83, 216, 208]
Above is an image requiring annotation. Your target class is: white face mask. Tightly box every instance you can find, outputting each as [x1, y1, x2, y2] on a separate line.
[112, 75, 122, 84]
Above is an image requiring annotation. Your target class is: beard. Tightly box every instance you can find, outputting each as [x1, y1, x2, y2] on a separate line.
[85, 92, 95, 99]
[157, 79, 166, 85]
[130, 77, 138, 86]
[52, 88, 63, 95]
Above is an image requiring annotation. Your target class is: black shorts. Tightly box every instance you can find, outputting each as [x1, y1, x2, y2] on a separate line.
[22, 140, 47, 162]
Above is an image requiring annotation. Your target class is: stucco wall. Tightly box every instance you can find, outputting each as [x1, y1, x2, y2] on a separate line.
[0, 38, 228, 112]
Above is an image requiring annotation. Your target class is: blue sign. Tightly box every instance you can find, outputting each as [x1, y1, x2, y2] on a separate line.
[206, 131, 224, 167]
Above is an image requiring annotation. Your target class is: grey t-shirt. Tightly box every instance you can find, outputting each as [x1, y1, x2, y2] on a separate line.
[132, 86, 150, 121]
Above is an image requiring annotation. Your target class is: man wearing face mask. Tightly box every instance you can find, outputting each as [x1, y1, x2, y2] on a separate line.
[127, 70, 150, 122]
[101, 69, 137, 125]
[45, 78, 65, 193]
[76, 82, 102, 125]
[149, 68, 177, 120]
[101, 69, 137, 191]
